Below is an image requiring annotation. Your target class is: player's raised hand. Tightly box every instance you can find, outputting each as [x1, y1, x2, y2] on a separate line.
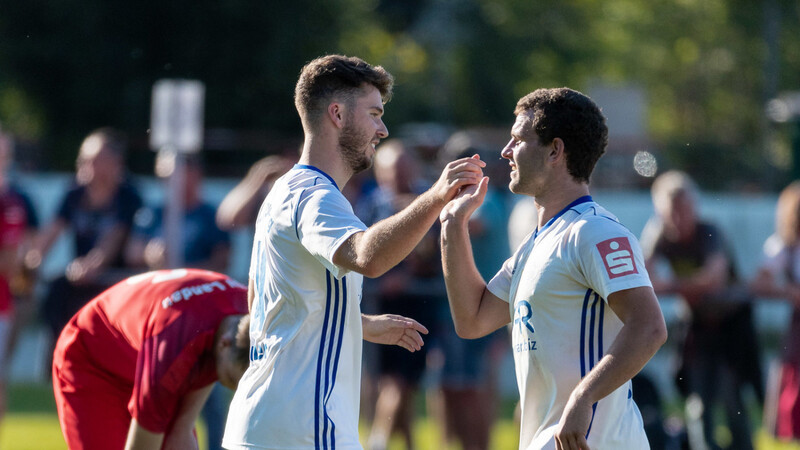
[439, 176, 489, 225]
[430, 154, 486, 205]
[361, 313, 429, 352]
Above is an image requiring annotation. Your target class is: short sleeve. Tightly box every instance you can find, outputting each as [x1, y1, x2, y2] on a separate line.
[487, 232, 534, 303]
[573, 218, 652, 301]
[296, 184, 367, 278]
[486, 257, 514, 303]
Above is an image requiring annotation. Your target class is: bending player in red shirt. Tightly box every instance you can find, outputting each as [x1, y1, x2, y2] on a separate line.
[52, 268, 428, 449]
[52, 269, 250, 450]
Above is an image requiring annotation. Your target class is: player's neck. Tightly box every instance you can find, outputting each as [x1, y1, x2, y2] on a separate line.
[298, 134, 352, 190]
[534, 181, 590, 228]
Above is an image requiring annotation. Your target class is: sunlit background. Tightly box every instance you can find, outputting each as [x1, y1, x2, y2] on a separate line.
[2, 1, 800, 449]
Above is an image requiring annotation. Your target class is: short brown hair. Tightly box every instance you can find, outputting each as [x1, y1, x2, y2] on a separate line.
[233, 314, 250, 368]
[515, 88, 608, 183]
[294, 55, 394, 127]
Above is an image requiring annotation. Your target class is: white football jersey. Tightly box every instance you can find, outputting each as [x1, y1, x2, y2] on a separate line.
[487, 196, 652, 450]
[224, 165, 367, 450]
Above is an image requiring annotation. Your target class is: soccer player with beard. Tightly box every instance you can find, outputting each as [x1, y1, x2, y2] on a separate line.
[222, 55, 485, 449]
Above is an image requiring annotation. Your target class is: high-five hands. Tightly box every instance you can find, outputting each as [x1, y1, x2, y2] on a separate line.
[439, 170, 490, 225]
[432, 154, 486, 205]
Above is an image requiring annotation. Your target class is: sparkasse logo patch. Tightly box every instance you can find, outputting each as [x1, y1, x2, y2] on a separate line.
[596, 237, 637, 279]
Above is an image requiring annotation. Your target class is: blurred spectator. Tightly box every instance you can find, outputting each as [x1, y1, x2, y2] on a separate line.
[125, 152, 231, 450]
[431, 130, 512, 450]
[0, 125, 33, 436]
[750, 180, 800, 442]
[641, 170, 761, 450]
[356, 139, 439, 450]
[215, 154, 293, 231]
[126, 153, 230, 273]
[24, 128, 143, 362]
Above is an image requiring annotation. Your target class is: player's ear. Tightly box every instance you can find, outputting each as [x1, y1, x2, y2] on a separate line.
[549, 138, 565, 162]
[327, 102, 345, 129]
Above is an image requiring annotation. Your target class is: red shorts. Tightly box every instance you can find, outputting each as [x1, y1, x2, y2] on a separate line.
[52, 321, 131, 450]
[776, 362, 800, 440]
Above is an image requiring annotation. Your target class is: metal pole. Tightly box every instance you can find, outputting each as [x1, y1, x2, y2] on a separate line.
[161, 148, 185, 269]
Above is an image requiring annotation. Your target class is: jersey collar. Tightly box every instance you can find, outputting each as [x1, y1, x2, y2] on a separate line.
[293, 164, 339, 190]
[534, 195, 593, 239]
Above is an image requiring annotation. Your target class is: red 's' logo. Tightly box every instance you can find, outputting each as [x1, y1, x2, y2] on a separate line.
[596, 237, 637, 279]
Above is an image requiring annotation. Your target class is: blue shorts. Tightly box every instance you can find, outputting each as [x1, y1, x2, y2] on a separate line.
[438, 316, 496, 389]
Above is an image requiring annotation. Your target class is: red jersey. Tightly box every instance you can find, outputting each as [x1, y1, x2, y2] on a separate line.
[54, 269, 247, 433]
[0, 188, 28, 314]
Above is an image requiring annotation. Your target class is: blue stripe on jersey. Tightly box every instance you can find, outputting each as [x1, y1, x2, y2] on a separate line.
[580, 289, 605, 440]
[315, 271, 334, 448]
[588, 293, 599, 369]
[328, 277, 348, 449]
[598, 298, 605, 363]
[580, 290, 592, 377]
[586, 402, 599, 438]
[313, 273, 348, 449]
[323, 276, 346, 449]
[322, 275, 341, 449]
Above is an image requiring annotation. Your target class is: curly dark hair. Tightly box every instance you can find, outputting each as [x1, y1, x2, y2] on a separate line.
[294, 55, 394, 128]
[514, 88, 608, 183]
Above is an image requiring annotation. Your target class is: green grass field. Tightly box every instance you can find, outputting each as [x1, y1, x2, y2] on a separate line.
[2, 382, 799, 450]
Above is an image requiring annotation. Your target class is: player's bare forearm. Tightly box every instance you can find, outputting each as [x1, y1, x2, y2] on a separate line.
[574, 287, 665, 402]
[335, 191, 446, 278]
[334, 156, 485, 278]
[440, 178, 509, 339]
[556, 287, 667, 449]
[440, 218, 489, 337]
[573, 321, 665, 406]
[125, 419, 164, 450]
[160, 384, 213, 450]
[557, 286, 666, 447]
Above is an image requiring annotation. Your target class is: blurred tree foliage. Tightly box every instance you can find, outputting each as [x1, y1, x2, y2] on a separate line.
[0, 0, 798, 189]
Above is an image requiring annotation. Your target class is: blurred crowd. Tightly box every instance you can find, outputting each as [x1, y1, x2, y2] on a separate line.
[0, 122, 799, 450]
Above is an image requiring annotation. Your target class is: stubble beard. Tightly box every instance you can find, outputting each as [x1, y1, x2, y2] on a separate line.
[508, 169, 522, 194]
[339, 119, 373, 174]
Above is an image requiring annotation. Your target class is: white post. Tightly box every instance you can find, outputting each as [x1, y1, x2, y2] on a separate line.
[149, 79, 205, 269]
